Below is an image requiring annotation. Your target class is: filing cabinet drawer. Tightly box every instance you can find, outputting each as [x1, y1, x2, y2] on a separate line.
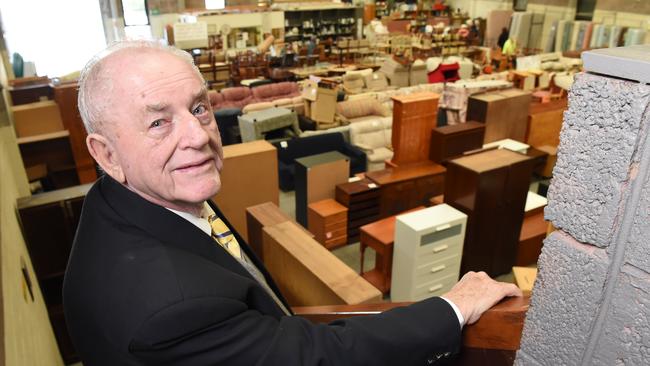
[413, 254, 461, 285]
[412, 273, 459, 301]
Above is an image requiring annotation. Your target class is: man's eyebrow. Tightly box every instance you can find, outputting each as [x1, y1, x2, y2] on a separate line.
[193, 88, 208, 102]
[146, 102, 168, 112]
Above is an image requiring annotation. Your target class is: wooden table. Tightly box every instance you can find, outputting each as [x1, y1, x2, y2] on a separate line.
[359, 206, 425, 294]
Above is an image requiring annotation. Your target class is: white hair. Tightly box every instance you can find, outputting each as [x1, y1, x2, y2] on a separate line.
[78, 40, 202, 134]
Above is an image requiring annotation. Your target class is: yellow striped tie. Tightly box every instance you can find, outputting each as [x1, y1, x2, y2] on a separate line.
[208, 215, 242, 259]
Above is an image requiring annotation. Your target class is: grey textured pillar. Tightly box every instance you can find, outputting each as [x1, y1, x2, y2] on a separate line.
[516, 45, 650, 365]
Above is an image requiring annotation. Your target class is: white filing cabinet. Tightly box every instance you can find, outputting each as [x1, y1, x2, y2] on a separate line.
[390, 204, 467, 302]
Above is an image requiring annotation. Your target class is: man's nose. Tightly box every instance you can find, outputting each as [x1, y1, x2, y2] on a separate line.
[177, 113, 210, 149]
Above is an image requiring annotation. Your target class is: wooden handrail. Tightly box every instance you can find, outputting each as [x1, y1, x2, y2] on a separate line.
[294, 295, 530, 351]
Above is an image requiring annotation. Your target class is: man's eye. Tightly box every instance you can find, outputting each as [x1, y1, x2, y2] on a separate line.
[193, 104, 207, 115]
[150, 119, 164, 128]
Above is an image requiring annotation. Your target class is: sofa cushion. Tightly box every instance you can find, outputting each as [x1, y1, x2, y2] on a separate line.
[364, 72, 390, 91]
[273, 98, 293, 107]
[343, 74, 365, 94]
[222, 87, 253, 102]
[336, 98, 391, 119]
[252, 82, 299, 101]
[367, 147, 393, 163]
[242, 101, 274, 114]
[350, 119, 392, 151]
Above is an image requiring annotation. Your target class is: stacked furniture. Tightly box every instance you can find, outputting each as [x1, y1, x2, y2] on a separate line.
[273, 132, 366, 191]
[391, 204, 467, 302]
[444, 149, 534, 277]
[294, 151, 350, 226]
[17, 184, 93, 363]
[335, 178, 381, 244]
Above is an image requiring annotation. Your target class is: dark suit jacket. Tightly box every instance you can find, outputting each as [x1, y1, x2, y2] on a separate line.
[63, 175, 461, 365]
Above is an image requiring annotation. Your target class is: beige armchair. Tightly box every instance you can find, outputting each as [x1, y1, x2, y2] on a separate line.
[350, 119, 393, 171]
[335, 97, 392, 125]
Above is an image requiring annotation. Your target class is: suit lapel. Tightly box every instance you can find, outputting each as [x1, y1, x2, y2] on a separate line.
[99, 175, 252, 280]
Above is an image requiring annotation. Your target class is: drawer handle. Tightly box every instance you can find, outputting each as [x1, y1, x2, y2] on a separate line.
[433, 244, 449, 253]
[435, 223, 451, 232]
[430, 264, 446, 273]
[428, 284, 443, 293]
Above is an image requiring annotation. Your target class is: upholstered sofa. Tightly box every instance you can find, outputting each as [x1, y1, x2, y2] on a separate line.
[273, 132, 367, 191]
[335, 98, 392, 125]
[210, 82, 301, 110]
[349, 119, 393, 171]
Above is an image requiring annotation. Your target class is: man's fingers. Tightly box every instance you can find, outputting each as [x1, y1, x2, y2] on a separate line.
[499, 283, 524, 298]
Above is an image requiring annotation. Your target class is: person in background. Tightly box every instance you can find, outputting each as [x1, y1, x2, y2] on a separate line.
[497, 27, 509, 49]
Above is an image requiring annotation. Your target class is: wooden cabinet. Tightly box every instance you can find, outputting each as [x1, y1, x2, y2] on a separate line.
[335, 178, 381, 243]
[308, 199, 348, 249]
[391, 204, 467, 302]
[16, 184, 92, 364]
[429, 121, 485, 163]
[526, 98, 566, 148]
[467, 89, 531, 143]
[444, 149, 534, 277]
[366, 161, 446, 218]
[53, 83, 97, 184]
[391, 92, 439, 166]
[294, 151, 349, 226]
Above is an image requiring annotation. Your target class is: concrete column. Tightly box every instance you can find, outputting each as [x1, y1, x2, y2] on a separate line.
[516, 45, 650, 365]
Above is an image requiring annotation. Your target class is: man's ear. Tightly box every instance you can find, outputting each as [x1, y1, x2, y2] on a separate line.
[86, 133, 125, 183]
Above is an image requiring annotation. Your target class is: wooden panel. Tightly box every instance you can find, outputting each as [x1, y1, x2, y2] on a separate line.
[262, 221, 382, 306]
[2, 126, 68, 366]
[391, 92, 439, 165]
[53, 84, 97, 184]
[526, 99, 566, 148]
[245, 202, 303, 260]
[294, 295, 530, 352]
[516, 211, 547, 266]
[213, 140, 279, 242]
[467, 89, 531, 144]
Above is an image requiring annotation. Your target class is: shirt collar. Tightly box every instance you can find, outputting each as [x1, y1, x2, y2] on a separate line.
[165, 202, 213, 237]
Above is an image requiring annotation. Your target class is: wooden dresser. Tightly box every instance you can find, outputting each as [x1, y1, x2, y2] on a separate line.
[335, 178, 381, 243]
[526, 98, 567, 148]
[467, 89, 532, 143]
[444, 149, 534, 277]
[391, 92, 439, 166]
[366, 161, 446, 218]
[308, 199, 348, 249]
[429, 121, 486, 163]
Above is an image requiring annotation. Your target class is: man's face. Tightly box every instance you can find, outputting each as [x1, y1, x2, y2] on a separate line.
[104, 50, 223, 211]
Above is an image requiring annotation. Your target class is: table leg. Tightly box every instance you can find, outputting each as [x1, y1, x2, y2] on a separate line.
[360, 242, 367, 275]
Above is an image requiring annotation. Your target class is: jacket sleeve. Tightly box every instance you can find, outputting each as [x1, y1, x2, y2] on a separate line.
[129, 295, 461, 366]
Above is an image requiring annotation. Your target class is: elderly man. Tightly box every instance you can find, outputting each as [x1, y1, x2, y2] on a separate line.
[63, 41, 521, 366]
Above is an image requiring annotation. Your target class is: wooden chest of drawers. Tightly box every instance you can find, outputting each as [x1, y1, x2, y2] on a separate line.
[390, 204, 467, 302]
[335, 178, 381, 243]
[467, 88, 532, 143]
[391, 92, 439, 165]
[445, 149, 534, 277]
[308, 199, 348, 249]
[366, 161, 446, 219]
[429, 121, 486, 163]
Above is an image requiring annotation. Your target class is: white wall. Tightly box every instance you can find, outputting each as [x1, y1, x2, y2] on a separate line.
[448, 0, 512, 19]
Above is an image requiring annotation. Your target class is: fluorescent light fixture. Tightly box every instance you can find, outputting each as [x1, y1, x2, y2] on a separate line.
[205, 0, 225, 10]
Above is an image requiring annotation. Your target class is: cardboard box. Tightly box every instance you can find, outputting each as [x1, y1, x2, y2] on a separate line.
[12, 100, 64, 138]
[311, 86, 338, 123]
[301, 80, 318, 102]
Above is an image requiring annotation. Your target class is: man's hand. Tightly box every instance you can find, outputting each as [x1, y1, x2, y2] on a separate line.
[443, 271, 523, 325]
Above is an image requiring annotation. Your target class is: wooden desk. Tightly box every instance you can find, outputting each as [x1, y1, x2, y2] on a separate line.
[359, 206, 425, 294]
[366, 161, 446, 218]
